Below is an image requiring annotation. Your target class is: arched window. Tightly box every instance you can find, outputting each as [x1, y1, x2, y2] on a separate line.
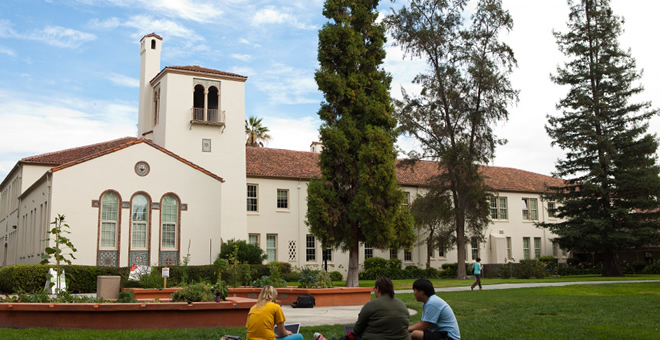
[160, 195, 179, 265]
[193, 84, 205, 121]
[100, 193, 119, 249]
[98, 191, 120, 267]
[130, 194, 150, 266]
[207, 86, 219, 122]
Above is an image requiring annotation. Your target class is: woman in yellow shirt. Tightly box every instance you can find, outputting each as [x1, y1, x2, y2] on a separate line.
[246, 285, 304, 340]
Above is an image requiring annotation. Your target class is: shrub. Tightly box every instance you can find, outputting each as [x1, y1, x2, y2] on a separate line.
[116, 291, 138, 303]
[329, 271, 343, 281]
[387, 258, 402, 270]
[539, 256, 559, 275]
[364, 257, 387, 271]
[515, 260, 546, 279]
[171, 283, 215, 302]
[424, 267, 440, 279]
[282, 271, 302, 283]
[218, 239, 266, 264]
[642, 261, 660, 274]
[299, 267, 318, 288]
[316, 270, 333, 288]
[499, 264, 513, 279]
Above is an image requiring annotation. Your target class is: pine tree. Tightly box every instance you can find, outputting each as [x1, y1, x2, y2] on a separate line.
[542, 0, 660, 276]
[307, 0, 416, 287]
[386, 0, 518, 279]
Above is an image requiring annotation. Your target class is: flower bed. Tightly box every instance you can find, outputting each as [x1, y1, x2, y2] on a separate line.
[0, 297, 255, 330]
[228, 287, 373, 307]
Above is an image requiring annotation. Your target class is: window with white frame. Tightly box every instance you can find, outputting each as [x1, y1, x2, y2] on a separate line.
[490, 197, 508, 219]
[100, 192, 119, 249]
[506, 237, 512, 260]
[402, 192, 410, 209]
[522, 198, 538, 220]
[548, 202, 557, 218]
[131, 194, 149, 249]
[438, 241, 445, 258]
[471, 237, 480, 260]
[306, 234, 316, 261]
[323, 248, 332, 262]
[364, 243, 373, 259]
[249, 234, 260, 247]
[266, 234, 277, 262]
[523, 237, 530, 260]
[390, 248, 398, 259]
[161, 195, 178, 250]
[277, 189, 289, 209]
[534, 237, 541, 258]
[247, 184, 258, 212]
[404, 249, 412, 262]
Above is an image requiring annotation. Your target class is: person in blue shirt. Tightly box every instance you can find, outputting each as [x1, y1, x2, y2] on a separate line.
[408, 279, 460, 340]
[471, 257, 483, 290]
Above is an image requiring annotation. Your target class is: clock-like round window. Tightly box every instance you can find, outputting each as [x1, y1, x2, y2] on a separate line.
[135, 161, 150, 177]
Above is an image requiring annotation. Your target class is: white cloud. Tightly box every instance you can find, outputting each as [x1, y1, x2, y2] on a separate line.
[0, 46, 16, 56]
[78, 0, 225, 23]
[264, 116, 321, 151]
[124, 15, 204, 42]
[25, 26, 96, 48]
[252, 7, 317, 30]
[87, 17, 122, 30]
[252, 62, 320, 105]
[107, 73, 139, 88]
[231, 53, 252, 61]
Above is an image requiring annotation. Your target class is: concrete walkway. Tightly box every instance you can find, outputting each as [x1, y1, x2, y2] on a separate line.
[283, 280, 660, 327]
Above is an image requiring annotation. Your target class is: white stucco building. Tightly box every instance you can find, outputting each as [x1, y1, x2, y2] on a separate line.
[0, 34, 566, 273]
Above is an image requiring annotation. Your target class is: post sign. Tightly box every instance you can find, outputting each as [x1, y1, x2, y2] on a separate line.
[162, 267, 170, 278]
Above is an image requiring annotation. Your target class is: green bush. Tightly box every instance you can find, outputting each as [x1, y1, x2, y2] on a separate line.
[642, 261, 660, 274]
[364, 257, 387, 271]
[439, 263, 471, 278]
[116, 291, 138, 303]
[538, 256, 559, 275]
[298, 267, 318, 288]
[387, 258, 402, 270]
[499, 264, 513, 279]
[218, 239, 267, 264]
[329, 271, 343, 281]
[171, 283, 215, 302]
[515, 260, 546, 279]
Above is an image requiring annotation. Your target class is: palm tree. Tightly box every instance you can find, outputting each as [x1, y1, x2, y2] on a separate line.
[245, 116, 271, 147]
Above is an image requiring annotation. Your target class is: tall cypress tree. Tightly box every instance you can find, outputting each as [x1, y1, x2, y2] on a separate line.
[307, 0, 415, 287]
[542, 0, 660, 276]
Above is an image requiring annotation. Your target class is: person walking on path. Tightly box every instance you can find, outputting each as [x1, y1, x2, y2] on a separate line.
[408, 279, 460, 340]
[471, 258, 483, 290]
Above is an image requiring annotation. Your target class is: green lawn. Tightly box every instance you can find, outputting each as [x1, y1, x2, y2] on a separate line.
[1, 278, 659, 339]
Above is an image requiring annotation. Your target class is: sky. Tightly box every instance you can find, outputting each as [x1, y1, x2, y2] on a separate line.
[1, 0, 659, 180]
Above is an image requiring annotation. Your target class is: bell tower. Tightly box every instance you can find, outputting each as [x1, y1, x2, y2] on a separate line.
[138, 33, 162, 138]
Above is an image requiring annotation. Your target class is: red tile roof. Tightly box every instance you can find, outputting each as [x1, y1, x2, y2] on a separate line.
[141, 32, 163, 41]
[21, 137, 223, 182]
[246, 147, 564, 193]
[155, 66, 247, 81]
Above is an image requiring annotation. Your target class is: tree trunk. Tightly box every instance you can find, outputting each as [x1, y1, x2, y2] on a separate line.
[601, 252, 623, 277]
[426, 229, 434, 269]
[345, 237, 360, 287]
[456, 215, 467, 280]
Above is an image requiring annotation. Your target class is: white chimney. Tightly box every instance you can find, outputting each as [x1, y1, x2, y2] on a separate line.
[138, 33, 162, 137]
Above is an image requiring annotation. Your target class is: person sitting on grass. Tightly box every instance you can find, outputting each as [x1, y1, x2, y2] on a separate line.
[313, 276, 410, 340]
[246, 285, 303, 340]
[408, 279, 460, 340]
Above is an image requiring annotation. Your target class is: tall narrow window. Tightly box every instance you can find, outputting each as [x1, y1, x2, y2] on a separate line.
[266, 234, 277, 262]
[548, 202, 557, 218]
[249, 234, 260, 247]
[161, 195, 178, 250]
[402, 192, 410, 209]
[207, 86, 219, 122]
[277, 189, 289, 209]
[522, 198, 538, 220]
[131, 194, 149, 249]
[323, 248, 332, 262]
[247, 184, 258, 212]
[506, 237, 512, 260]
[438, 240, 445, 258]
[523, 237, 530, 260]
[100, 193, 119, 249]
[306, 234, 316, 261]
[471, 237, 479, 260]
[364, 243, 373, 259]
[534, 237, 541, 258]
[193, 84, 205, 120]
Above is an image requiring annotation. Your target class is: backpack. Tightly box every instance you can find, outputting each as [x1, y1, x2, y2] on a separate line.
[291, 295, 315, 308]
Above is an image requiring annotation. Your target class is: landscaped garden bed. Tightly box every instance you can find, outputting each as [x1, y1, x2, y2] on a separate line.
[0, 297, 256, 330]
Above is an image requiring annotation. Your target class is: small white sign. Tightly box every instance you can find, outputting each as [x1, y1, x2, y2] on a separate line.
[162, 267, 170, 278]
[45, 268, 66, 294]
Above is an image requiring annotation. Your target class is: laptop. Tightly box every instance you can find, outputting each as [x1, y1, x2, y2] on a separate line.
[274, 323, 301, 334]
[344, 325, 354, 335]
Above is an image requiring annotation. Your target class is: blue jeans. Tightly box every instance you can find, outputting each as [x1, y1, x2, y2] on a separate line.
[277, 334, 303, 340]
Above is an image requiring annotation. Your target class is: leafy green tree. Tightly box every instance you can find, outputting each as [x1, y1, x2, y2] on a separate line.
[218, 239, 266, 264]
[308, 0, 416, 287]
[541, 0, 660, 277]
[245, 116, 271, 147]
[386, 0, 518, 279]
[40, 214, 77, 297]
[409, 190, 454, 269]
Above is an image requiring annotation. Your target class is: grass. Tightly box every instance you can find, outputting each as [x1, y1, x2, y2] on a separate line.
[1, 277, 659, 339]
